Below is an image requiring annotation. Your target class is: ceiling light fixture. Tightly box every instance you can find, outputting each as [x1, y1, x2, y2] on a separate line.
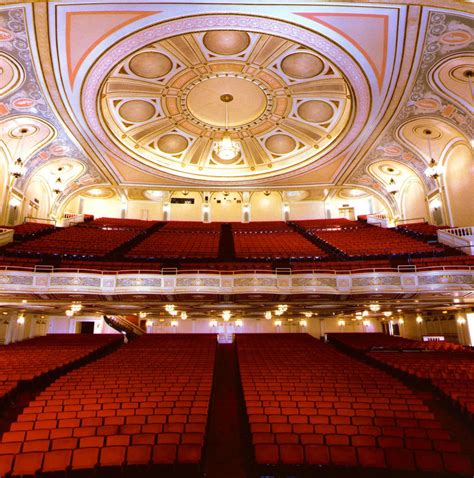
[213, 94, 240, 161]
[264, 311, 272, 320]
[423, 129, 443, 180]
[387, 178, 398, 195]
[53, 168, 64, 194]
[10, 127, 28, 179]
[464, 69, 473, 102]
[222, 310, 231, 322]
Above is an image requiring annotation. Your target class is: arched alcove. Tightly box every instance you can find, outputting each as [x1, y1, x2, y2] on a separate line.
[443, 143, 474, 226]
[24, 177, 51, 221]
[400, 179, 429, 222]
[0, 147, 9, 224]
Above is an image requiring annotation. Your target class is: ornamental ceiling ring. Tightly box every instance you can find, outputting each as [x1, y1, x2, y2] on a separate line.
[81, 14, 371, 185]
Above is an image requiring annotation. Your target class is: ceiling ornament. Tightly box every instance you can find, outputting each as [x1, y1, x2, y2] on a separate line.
[82, 14, 369, 185]
[97, 28, 352, 182]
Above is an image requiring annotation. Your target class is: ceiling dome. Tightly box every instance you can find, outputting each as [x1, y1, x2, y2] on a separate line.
[97, 29, 352, 182]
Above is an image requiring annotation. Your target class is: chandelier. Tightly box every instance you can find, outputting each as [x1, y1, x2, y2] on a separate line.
[10, 127, 29, 179]
[11, 157, 24, 179]
[387, 178, 398, 195]
[213, 94, 240, 161]
[422, 129, 443, 180]
[53, 176, 64, 195]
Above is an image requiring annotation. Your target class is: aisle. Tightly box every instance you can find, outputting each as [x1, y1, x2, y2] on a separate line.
[204, 343, 250, 478]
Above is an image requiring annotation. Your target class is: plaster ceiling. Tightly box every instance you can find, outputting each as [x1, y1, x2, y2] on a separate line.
[0, 1, 472, 211]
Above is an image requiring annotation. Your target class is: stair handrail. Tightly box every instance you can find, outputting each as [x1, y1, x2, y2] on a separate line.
[104, 315, 144, 337]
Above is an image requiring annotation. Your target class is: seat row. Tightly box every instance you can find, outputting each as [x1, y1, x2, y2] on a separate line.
[0, 335, 120, 402]
[236, 334, 472, 474]
[0, 335, 216, 476]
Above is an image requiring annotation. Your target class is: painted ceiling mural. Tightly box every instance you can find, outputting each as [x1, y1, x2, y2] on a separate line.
[0, 1, 472, 212]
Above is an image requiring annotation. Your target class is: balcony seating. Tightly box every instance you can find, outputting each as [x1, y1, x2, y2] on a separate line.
[2, 218, 470, 272]
[233, 229, 326, 259]
[0, 335, 216, 476]
[289, 260, 393, 271]
[0, 256, 41, 270]
[177, 262, 275, 272]
[7, 227, 140, 258]
[397, 222, 449, 240]
[236, 334, 472, 474]
[0, 335, 120, 403]
[58, 260, 162, 272]
[126, 223, 221, 259]
[314, 226, 443, 257]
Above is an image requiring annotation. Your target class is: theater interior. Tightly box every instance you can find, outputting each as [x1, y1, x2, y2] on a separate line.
[0, 0, 473, 476]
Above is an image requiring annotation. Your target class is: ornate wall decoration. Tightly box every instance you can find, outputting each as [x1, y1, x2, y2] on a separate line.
[116, 277, 162, 287]
[0, 7, 106, 197]
[348, 10, 473, 196]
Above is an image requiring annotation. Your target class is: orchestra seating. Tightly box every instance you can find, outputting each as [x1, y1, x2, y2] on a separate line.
[327, 333, 466, 352]
[368, 352, 474, 420]
[126, 222, 221, 259]
[11, 223, 55, 239]
[236, 334, 472, 474]
[0, 335, 215, 476]
[0, 335, 120, 404]
[84, 218, 157, 230]
[294, 218, 365, 232]
[313, 225, 443, 257]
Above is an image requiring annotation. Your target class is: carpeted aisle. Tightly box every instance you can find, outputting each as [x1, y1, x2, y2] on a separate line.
[204, 343, 250, 478]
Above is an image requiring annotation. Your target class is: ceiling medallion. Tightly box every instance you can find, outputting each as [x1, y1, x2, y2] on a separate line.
[97, 27, 352, 182]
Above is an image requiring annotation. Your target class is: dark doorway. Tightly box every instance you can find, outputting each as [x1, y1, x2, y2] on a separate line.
[79, 322, 95, 334]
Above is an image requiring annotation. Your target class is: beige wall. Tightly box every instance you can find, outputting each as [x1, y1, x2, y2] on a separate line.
[250, 192, 283, 221]
[210, 192, 242, 222]
[128, 200, 164, 221]
[444, 143, 474, 226]
[400, 179, 429, 222]
[23, 177, 51, 221]
[288, 200, 326, 220]
[0, 149, 9, 224]
[170, 192, 202, 221]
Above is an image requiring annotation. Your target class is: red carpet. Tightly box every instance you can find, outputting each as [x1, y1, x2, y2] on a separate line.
[204, 343, 250, 478]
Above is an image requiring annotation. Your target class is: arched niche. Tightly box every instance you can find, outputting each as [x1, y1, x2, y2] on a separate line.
[0, 146, 9, 223]
[399, 179, 429, 222]
[250, 192, 283, 221]
[210, 192, 242, 222]
[443, 142, 474, 226]
[23, 177, 51, 221]
[170, 191, 202, 221]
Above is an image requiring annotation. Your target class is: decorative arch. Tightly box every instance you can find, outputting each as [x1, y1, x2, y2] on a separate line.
[23, 176, 52, 221]
[0, 145, 10, 224]
[399, 178, 429, 223]
[442, 141, 474, 227]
